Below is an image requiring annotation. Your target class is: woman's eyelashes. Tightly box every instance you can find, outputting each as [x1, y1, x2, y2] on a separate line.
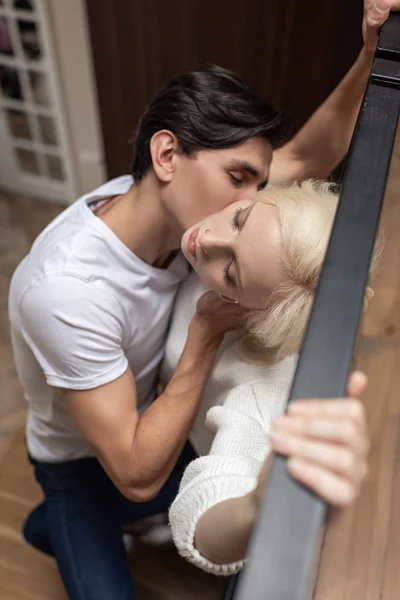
[232, 207, 243, 230]
[223, 258, 234, 284]
[223, 208, 243, 284]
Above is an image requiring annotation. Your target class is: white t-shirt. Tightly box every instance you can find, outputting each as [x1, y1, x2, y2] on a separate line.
[8, 175, 189, 462]
[161, 271, 297, 575]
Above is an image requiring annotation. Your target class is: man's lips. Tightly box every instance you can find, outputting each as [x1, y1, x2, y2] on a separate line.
[187, 228, 199, 258]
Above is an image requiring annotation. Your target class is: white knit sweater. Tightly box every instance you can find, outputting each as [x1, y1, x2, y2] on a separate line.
[161, 271, 297, 575]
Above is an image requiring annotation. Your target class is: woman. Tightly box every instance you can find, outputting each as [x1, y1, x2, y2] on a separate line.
[163, 180, 378, 574]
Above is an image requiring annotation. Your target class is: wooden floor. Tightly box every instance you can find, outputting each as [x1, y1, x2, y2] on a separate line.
[1, 134, 400, 599]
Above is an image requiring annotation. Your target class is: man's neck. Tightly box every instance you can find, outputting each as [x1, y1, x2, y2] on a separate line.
[96, 176, 181, 266]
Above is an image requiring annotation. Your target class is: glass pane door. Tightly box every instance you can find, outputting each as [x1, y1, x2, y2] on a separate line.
[0, 0, 77, 203]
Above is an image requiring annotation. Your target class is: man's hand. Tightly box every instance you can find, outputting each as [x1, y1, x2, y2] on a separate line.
[363, 0, 400, 54]
[254, 371, 369, 509]
[191, 291, 248, 340]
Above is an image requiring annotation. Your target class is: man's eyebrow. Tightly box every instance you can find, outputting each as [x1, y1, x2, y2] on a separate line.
[230, 159, 260, 178]
[234, 202, 257, 292]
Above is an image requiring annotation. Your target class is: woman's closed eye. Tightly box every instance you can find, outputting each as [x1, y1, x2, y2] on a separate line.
[223, 258, 234, 284]
[222, 208, 243, 284]
[222, 207, 246, 284]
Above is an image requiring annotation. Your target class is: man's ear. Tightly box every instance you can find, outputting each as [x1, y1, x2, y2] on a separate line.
[150, 130, 180, 183]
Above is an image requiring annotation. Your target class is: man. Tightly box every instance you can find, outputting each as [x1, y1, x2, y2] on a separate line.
[8, 2, 396, 598]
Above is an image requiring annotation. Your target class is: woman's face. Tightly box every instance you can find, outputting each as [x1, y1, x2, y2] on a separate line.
[181, 200, 285, 308]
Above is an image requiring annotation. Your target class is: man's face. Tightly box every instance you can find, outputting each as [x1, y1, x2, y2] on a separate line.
[163, 136, 273, 234]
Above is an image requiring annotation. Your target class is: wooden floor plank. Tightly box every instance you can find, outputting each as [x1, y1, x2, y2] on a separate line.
[380, 427, 400, 600]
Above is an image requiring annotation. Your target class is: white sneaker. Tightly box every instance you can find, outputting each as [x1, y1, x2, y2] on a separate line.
[124, 513, 173, 547]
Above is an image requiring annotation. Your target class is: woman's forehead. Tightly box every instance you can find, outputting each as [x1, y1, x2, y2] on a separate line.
[238, 202, 284, 298]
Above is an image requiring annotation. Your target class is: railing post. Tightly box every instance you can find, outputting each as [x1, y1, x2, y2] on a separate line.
[226, 12, 400, 600]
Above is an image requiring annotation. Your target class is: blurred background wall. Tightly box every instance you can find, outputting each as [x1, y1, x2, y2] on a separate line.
[85, 0, 363, 180]
[0, 0, 363, 204]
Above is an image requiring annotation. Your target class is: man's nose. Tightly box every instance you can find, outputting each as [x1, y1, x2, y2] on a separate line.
[238, 188, 257, 201]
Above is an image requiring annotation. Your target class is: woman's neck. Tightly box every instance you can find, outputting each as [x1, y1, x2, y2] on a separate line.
[96, 176, 181, 266]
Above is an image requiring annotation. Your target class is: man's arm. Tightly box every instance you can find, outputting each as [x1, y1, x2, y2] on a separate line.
[269, 1, 397, 185]
[64, 294, 246, 503]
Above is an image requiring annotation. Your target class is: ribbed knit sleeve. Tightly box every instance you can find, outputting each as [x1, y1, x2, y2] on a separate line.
[169, 378, 290, 575]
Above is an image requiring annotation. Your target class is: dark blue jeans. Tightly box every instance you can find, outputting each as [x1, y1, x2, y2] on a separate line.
[24, 443, 196, 600]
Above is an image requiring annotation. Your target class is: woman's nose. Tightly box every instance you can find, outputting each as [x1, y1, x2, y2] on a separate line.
[200, 228, 232, 257]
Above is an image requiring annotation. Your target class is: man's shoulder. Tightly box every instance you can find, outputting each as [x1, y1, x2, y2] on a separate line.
[18, 176, 136, 296]
[82, 175, 133, 199]
[14, 271, 124, 347]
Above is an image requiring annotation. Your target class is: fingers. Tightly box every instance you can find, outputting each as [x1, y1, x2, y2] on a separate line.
[287, 458, 359, 507]
[270, 397, 369, 507]
[367, 0, 390, 26]
[287, 397, 366, 420]
[347, 371, 368, 399]
[271, 429, 367, 482]
[282, 404, 367, 452]
[194, 290, 249, 335]
[196, 291, 247, 315]
[363, 0, 391, 52]
[272, 418, 367, 460]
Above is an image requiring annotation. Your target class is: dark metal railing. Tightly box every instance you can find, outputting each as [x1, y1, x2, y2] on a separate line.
[225, 12, 400, 600]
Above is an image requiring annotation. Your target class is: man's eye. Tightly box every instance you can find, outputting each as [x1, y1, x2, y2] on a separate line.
[229, 173, 243, 186]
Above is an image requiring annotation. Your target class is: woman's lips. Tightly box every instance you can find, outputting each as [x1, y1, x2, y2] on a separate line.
[187, 228, 199, 259]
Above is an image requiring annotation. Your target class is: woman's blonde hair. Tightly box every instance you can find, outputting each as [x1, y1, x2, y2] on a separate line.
[242, 179, 381, 364]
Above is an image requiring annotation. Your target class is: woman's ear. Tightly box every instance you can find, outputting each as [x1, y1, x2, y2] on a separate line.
[150, 130, 179, 183]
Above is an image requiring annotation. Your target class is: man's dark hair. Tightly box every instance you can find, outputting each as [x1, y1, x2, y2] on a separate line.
[132, 64, 291, 182]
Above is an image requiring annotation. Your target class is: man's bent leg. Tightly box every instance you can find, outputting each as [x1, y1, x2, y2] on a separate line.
[23, 501, 54, 556]
[33, 457, 136, 600]
[28, 442, 197, 599]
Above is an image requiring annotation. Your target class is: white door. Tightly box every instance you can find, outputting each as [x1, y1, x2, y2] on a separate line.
[0, 0, 78, 204]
